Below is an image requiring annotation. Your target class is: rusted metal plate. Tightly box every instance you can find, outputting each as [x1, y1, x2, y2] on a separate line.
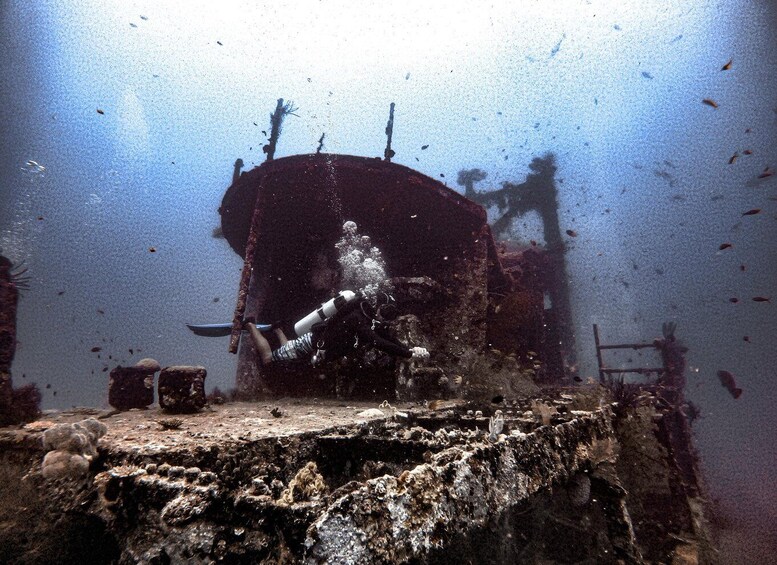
[220, 154, 495, 325]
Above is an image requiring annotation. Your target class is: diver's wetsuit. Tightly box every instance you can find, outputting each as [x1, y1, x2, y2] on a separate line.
[312, 305, 412, 363]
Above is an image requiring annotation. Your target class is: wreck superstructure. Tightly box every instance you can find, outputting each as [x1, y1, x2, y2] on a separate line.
[219, 153, 568, 401]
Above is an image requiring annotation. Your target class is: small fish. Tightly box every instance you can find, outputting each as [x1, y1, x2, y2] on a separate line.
[729, 297, 739, 303]
[91, 346, 102, 352]
[129, 348, 134, 354]
[752, 296, 770, 302]
[216, 40, 223, 46]
[721, 59, 732, 71]
[149, 247, 157, 252]
[37, 216, 44, 220]
[717, 370, 742, 399]
[566, 229, 578, 237]
[129, 22, 137, 28]
[140, 15, 148, 20]
[57, 291, 65, 296]
[421, 145, 429, 150]
[440, 173, 445, 178]
[742, 149, 752, 155]
[641, 71, 654, 79]
[573, 376, 583, 382]
[97, 108, 105, 115]
[742, 208, 761, 216]
[702, 99, 718, 108]
[743, 336, 751, 343]
[728, 153, 738, 164]
[719, 243, 733, 250]
[740, 264, 746, 271]
[97, 309, 105, 314]
[758, 167, 774, 178]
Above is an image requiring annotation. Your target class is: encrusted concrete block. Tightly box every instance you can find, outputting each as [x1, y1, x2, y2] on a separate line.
[158, 366, 207, 414]
[108, 366, 155, 410]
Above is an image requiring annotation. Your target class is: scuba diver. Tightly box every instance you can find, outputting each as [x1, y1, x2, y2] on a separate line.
[243, 291, 430, 367]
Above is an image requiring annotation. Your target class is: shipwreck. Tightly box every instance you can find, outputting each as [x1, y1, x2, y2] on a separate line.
[0, 102, 719, 564]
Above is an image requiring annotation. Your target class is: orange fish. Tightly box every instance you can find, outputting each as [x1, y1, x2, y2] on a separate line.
[742, 209, 761, 216]
[729, 297, 739, 303]
[702, 99, 718, 108]
[728, 153, 738, 164]
[566, 229, 578, 237]
[752, 296, 770, 302]
[758, 167, 774, 178]
[721, 59, 732, 71]
[742, 149, 752, 155]
[719, 243, 733, 250]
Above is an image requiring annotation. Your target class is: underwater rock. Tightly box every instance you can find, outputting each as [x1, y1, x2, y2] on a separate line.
[108, 365, 155, 410]
[158, 366, 207, 414]
[567, 472, 592, 506]
[355, 408, 385, 419]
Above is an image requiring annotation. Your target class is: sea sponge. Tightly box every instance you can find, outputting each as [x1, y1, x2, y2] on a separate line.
[135, 358, 161, 372]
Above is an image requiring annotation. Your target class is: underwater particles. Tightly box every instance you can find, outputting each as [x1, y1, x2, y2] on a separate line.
[21, 160, 45, 179]
[717, 370, 742, 399]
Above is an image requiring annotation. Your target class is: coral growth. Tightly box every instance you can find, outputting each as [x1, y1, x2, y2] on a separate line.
[40, 418, 107, 480]
[2, 382, 42, 425]
[279, 461, 328, 505]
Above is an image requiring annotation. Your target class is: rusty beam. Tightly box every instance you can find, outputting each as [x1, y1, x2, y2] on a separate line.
[229, 184, 265, 353]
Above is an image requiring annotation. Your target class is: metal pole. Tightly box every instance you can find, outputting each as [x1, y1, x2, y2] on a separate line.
[593, 324, 605, 383]
[384, 102, 395, 161]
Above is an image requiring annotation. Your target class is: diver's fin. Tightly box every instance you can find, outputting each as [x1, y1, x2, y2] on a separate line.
[186, 322, 272, 337]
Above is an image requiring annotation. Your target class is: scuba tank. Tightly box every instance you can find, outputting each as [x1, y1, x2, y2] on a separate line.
[293, 290, 359, 337]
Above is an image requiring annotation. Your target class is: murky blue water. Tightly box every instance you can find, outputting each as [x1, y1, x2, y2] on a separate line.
[2, 2, 776, 560]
